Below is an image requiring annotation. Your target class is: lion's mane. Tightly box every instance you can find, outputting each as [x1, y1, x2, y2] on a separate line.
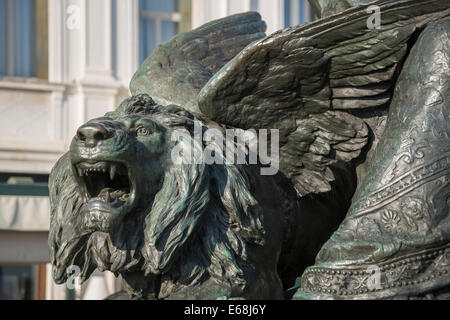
[49, 95, 266, 298]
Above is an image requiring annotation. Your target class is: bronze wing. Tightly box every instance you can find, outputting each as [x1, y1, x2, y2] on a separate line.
[198, 0, 450, 196]
[130, 12, 266, 113]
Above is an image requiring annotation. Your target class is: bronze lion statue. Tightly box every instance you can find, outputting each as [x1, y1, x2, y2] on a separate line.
[49, 94, 354, 299]
[49, 0, 450, 300]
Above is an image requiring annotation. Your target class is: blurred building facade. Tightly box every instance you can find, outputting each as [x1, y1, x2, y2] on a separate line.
[0, 0, 315, 300]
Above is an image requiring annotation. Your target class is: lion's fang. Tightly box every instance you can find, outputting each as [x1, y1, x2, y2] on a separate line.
[110, 165, 116, 181]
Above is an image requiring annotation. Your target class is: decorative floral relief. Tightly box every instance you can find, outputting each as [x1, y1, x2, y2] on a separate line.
[401, 196, 431, 231]
[383, 127, 428, 183]
[420, 89, 449, 146]
[402, 197, 426, 220]
[356, 217, 382, 240]
[385, 265, 406, 284]
[376, 196, 431, 236]
[301, 247, 449, 296]
[381, 209, 401, 232]
[332, 276, 347, 290]
[346, 275, 369, 291]
[434, 251, 450, 268]
[354, 156, 449, 213]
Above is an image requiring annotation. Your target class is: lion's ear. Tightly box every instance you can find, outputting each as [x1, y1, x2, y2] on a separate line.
[143, 161, 210, 274]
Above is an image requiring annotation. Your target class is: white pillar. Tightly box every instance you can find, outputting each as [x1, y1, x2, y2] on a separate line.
[48, 0, 86, 83]
[48, 0, 135, 139]
[81, 272, 109, 300]
[48, 0, 85, 139]
[192, 0, 284, 35]
[258, 0, 284, 34]
[45, 263, 68, 300]
[227, 0, 251, 15]
[192, 0, 253, 28]
[290, 0, 300, 26]
[82, 0, 115, 84]
[114, 0, 139, 88]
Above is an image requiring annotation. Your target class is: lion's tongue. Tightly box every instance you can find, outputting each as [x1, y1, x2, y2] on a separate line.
[98, 188, 129, 202]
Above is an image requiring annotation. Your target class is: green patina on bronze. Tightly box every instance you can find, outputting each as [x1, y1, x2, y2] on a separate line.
[49, 0, 450, 299]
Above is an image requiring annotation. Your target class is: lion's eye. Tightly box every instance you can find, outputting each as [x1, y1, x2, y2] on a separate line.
[136, 127, 151, 136]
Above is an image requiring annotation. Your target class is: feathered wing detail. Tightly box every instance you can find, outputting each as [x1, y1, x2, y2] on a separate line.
[198, 0, 450, 196]
[130, 12, 266, 113]
[279, 110, 368, 195]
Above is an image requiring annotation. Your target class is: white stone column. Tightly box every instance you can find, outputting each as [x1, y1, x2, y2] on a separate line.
[81, 0, 121, 125]
[192, 0, 284, 35]
[45, 263, 68, 300]
[258, 0, 284, 34]
[48, 0, 85, 139]
[114, 0, 139, 89]
[82, 0, 115, 84]
[227, 0, 251, 15]
[192, 0, 252, 28]
[48, 0, 135, 139]
[48, 0, 85, 83]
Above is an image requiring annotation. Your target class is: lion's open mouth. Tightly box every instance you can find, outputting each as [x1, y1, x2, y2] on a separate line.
[73, 161, 136, 217]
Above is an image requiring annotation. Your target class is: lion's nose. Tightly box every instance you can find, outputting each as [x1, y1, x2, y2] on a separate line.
[77, 123, 112, 146]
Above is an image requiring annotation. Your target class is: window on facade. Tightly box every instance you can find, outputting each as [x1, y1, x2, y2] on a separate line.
[0, 173, 49, 196]
[0, 264, 46, 300]
[0, 265, 34, 300]
[0, 0, 48, 78]
[138, 0, 191, 65]
[284, 0, 316, 27]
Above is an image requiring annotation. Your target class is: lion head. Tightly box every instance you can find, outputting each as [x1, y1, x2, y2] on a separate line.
[49, 94, 266, 299]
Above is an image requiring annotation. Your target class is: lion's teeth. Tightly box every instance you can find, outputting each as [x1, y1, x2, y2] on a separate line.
[105, 191, 111, 202]
[77, 168, 83, 176]
[110, 165, 116, 181]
